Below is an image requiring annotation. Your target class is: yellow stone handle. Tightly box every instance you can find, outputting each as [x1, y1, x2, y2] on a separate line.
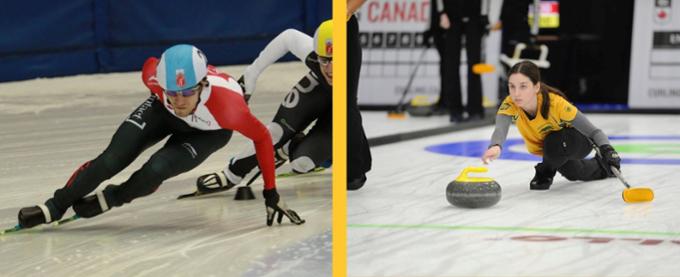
[455, 166, 494, 183]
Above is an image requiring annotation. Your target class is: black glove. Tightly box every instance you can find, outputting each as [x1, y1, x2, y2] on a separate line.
[480, 15, 490, 36]
[196, 171, 235, 194]
[237, 76, 252, 103]
[263, 188, 305, 226]
[598, 144, 621, 171]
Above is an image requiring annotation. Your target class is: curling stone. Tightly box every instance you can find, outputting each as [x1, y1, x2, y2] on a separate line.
[406, 95, 436, 117]
[446, 167, 501, 208]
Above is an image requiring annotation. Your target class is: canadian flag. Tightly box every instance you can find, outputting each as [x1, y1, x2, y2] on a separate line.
[325, 41, 333, 56]
[655, 7, 671, 24]
[175, 69, 186, 88]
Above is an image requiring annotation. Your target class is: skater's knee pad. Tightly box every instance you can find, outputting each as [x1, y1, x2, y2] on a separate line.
[116, 155, 171, 200]
[291, 156, 316, 173]
[99, 151, 128, 174]
[268, 122, 284, 145]
[146, 155, 176, 180]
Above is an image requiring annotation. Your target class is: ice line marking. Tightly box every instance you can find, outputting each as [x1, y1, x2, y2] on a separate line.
[348, 223, 680, 237]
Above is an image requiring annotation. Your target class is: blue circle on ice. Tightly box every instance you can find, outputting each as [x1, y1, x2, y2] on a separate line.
[424, 135, 680, 165]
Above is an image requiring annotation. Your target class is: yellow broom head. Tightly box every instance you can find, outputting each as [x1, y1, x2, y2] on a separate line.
[387, 111, 407, 119]
[472, 63, 495, 74]
[622, 187, 654, 203]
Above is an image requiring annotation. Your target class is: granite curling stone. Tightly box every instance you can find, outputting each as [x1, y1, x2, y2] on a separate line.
[446, 166, 501, 208]
[406, 96, 436, 117]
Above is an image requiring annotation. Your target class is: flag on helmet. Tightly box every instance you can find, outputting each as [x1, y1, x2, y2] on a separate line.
[156, 44, 208, 91]
[313, 20, 333, 58]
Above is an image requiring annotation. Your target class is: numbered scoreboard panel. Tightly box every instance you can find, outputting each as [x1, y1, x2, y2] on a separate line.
[650, 31, 680, 79]
[359, 31, 440, 79]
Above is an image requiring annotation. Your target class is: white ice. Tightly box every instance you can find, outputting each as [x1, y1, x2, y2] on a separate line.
[0, 62, 331, 276]
[349, 113, 680, 277]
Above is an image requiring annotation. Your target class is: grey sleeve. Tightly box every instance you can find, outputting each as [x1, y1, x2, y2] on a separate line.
[489, 114, 513, 148]
[571, 111, 610, 146]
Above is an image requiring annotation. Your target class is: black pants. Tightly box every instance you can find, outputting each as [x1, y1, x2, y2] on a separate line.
[229, 72, 332, 177]
[443, 17, 484, 117]
[51, 96, 232, 212]
[433, 30, 449, 110]
[347, 14, 372, 181]
[542, 128, 607, 181]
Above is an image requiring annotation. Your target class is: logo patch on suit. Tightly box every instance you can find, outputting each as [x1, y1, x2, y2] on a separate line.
[539, 124, 554, 134]
[181, 143, 197, 159]
[499, 103, 511, 111]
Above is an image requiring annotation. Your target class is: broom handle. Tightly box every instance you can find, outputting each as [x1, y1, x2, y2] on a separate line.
[592, 141, 631, 190]
[610, 166, 631, 189]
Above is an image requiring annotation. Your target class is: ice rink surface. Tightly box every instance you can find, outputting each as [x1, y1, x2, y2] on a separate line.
[0, 62, 331, 276]
[349, 111, 680, 277]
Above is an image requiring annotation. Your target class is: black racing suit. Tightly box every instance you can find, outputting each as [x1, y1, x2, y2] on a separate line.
[51, 95, 232, 213]
[227, 52, 332, 179]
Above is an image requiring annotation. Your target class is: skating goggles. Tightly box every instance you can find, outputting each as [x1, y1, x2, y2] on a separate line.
[165, 84, 201, 97]
[318, 56, 332, 66]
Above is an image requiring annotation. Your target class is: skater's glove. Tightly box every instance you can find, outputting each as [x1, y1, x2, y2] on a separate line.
[598, 144, 621, 171]
[263, 188, 305, 226]
[237, 76, 252, 103]
[196, 171, 231, 193]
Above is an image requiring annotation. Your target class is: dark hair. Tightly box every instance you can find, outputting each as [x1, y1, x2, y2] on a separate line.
[507, 60, 568, 119]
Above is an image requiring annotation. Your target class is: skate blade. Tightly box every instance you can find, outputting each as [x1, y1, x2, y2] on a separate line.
[1, 225, 23, 235]
[276, 167, 325, 178]
[1, 215, 80, 235]
[177, 188, 229, 200]
[55, 215, 81, 225]
[177, 191, 202, 200]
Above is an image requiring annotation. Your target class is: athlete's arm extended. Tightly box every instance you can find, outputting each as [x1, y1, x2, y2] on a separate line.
[482, 114, 512, 164]
[571, 111, 610, 146]
[208, 89, 277, 190]
[242, 29, 313, 94]
[489, 114, 513, 148]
